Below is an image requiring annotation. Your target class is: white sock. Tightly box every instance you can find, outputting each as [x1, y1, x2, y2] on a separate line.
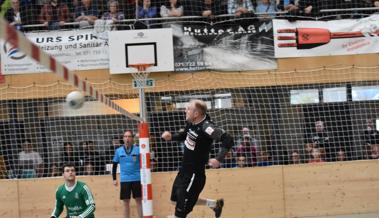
[206, 199, 217, 208]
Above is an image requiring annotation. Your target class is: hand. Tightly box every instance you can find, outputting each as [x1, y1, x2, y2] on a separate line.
[304, 6, 312, 14]
[161, 131, 172, 141]
[208, 158, 220, 168]
[59, 21, 65, 26]
[202, 10, 212, 17]
[113, 180, 118, 186]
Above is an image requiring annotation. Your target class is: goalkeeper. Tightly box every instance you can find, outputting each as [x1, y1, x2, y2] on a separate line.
[162, 99, 234, 218]
[51, 163, 96, 218]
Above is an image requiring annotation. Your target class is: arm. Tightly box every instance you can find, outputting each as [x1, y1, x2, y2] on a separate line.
[202, 121, 234, 167]
[112, 162, 118, 185]
[51, 188, 64, 218]
[112, 149, 119, 185]
[79, 185, 96, 218]
[162, 124, 189, 142]
[160, 5, 169, 17]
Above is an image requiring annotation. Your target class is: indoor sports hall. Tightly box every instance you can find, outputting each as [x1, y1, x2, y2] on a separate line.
[0, 1, 379, 217]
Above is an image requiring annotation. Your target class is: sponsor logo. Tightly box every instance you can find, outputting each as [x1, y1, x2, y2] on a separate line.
[205, 127, 214, 135]
[3, 41, 26, 60]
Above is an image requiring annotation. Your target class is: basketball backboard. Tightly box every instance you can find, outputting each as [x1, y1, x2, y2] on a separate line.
[108, 28, 174, 74]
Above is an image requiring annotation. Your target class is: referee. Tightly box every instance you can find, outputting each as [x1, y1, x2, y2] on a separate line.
[162, 99, 234, 218]
[112, 130, 143, 218]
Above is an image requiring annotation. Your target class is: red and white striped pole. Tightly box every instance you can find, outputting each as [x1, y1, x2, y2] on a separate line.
[139, 122, 153, 218]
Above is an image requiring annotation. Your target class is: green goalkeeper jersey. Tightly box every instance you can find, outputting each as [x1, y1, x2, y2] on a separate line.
[51, 180, 95, 218]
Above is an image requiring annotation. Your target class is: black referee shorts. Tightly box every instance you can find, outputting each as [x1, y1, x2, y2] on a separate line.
[170, 172, 206, 218]
[120, 181, 142, 200]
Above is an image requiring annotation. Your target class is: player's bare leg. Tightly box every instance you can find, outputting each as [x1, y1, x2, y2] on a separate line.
[123, 199, 131, 218]
[196, 198, 224, 218]
[135, 197, 143, 218]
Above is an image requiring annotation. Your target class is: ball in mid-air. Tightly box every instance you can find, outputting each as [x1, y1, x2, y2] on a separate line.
[66, 91, 85, 109]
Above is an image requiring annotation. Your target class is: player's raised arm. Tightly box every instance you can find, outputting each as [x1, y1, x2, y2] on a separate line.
[162, 126, 188, 142]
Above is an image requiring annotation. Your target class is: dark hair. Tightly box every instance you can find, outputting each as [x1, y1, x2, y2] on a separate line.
[62, 162, 76, 172]
[165, 0, 181, 9]
[124, 130, 134, 137]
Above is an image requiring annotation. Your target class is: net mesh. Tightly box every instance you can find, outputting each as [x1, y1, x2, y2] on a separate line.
[1, 66, 379, 179]
[2, 0, 379, 32]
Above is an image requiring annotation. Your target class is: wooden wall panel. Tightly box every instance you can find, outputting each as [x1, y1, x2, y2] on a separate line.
[283, 161, 379, 218]
[2, 161, 379, 218]
[0, 180, 19, 218]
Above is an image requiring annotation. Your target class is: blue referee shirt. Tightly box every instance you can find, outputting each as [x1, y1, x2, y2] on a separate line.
[113, 144, 141, 182]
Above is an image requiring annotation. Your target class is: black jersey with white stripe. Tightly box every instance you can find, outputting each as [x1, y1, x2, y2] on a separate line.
[172, 115, 234, 174]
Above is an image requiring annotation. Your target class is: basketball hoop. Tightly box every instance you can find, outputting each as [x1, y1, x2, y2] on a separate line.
[129, 63, 154, 88]
[129, 63, 154, 122]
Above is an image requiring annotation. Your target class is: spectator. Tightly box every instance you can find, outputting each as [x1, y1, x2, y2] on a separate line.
[18, 139, 43, 178]
[277, 0, 299, 14]
[362, 119, 379, 158]
[201, 0, 223, 17]
[136, 0, 157, 28]
[121, 0, 136, 19]
[4, 0, 23, 30]
[255, 0, 277, 17]
[336, 149, 346, 162]
[39, 0, 69, 30]
[79, 141, 105, 175]
[256, 150, 272, 166]
[236, 155, 247, 168]
[137, 0, 157, 18]
[105, 137, 121, 164]
[50, 163, 61, 177]
[369, 144, 379, 159]
[160, 0, 183, 17]
[235, 133, 257, 167]
[62, 142, 80, 173]
[298, 0, 318, 17]
[309, 120, 335, 161]
[101, 0, 124, 21]
[308, 148, 324, 163]
[237, 127, 258, 147]
[303, 143, 314, 162]
[227, 0, 255, 16]
[291, 151, 301, 164]
[83, 162, 95, 175]
[74, 0, 99, 27]
[19, 0, 39, 25]
[221, 150, 237, 168]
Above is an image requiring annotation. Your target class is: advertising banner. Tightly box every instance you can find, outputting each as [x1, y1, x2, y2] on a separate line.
[1, 29, 109, 74]
[274, 15, 379, 58]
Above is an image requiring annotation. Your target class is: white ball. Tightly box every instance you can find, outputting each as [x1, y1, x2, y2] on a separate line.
[66, 91, 85, 109]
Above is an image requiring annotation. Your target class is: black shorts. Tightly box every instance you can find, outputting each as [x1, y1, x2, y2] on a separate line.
[120, 181, 142, 200]
[170, 172, 206, 217]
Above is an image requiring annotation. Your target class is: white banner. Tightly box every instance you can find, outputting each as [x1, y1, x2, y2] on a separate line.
[274, 15, 379, 58]
[1, 29, 109, 74]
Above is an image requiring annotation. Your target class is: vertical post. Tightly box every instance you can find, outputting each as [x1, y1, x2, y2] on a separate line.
[139, 86, 146, 122]
[139, 122, 153, 218]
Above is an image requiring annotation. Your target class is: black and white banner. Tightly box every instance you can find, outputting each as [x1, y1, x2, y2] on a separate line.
[274, 14, 379, 58]
[173, 19, 277, 71]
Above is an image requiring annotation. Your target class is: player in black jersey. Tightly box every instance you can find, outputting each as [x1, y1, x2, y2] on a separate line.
[162, 99, 234, 218]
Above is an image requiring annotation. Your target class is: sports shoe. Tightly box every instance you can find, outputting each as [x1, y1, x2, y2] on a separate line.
[213, 198, 224, 218]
